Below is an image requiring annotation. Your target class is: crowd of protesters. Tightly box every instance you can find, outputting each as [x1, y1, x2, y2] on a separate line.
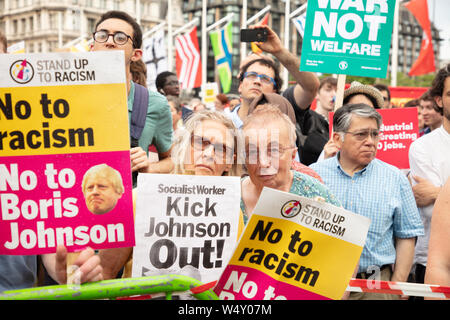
[0, 9, 449, 301]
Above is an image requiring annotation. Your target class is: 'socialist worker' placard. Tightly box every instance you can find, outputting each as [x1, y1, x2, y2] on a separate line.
[214, 188, 371, 300]
[132, 174, 241, 284]
[0, 51, 135, 255]
[300, 0, 396, 78]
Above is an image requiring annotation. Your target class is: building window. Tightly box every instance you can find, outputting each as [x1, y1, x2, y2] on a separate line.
[72, 10, 80, 30]
[12, 19, 18, 35]
[49, 13, 57, 30]
[21, 18, 26, 35]
[87, 17, 96, 33]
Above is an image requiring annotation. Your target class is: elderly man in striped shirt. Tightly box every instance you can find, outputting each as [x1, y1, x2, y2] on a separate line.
[310, 103, 424, 300]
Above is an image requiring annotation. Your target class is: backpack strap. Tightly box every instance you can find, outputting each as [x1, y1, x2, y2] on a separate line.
[130, 82, 149, 147]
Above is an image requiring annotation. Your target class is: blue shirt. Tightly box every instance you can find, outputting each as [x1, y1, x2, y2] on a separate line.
[310, 155, 424, 273]
[228, 104, 244, 129]
[0, 255, 37, 292]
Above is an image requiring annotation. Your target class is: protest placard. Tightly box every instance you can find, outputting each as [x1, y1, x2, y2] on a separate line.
[0, 51, 135, 255]
[390, 86, 428, 108]
[328, 107, 419, 169]
[214, 187, 370, 300]
[132, 174, 241, 284]
[201, 82, 219, 109]
[300, 0, 396, 78]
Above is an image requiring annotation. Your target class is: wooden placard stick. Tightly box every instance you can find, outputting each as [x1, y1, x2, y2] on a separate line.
[334, 74, 347, 111]
[66, 252, 81, 285]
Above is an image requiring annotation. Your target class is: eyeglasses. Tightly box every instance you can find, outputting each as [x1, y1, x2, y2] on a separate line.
[245, 144, 296, 162]
[243, 71, 276, 86]
[165, 80, 179, 86]
[191, 135, 234, 161]
[93, 30, 133, 46]
[344, 129, 381, 141]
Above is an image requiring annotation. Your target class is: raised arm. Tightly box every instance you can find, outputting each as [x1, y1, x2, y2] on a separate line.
[250, 24, 319, 110]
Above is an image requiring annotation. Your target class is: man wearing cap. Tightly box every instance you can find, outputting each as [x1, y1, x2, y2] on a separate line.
[310, 103, 424, 300]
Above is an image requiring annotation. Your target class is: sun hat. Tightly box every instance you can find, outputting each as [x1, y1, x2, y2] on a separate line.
[343, 81, 385, 109]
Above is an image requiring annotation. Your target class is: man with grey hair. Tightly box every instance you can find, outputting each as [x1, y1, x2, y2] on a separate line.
[310, 103, 424, 300]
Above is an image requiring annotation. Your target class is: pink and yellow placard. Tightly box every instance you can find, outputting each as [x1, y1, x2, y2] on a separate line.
[214, 188, 371, 300]
[0, 51, 135, 255]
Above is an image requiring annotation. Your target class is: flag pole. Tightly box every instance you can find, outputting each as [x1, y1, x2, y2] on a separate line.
[283, 0, 290, 91]
[390, 0, 400, 87]
[289, 2, 307, 19]
[142, 22, 167, 40]
[135, 0, 141, 24]
[167, 0, 173, 71]
[246, 5, 271, 25]
[173, 18, 199, 36]
[202, 0, 207, 88]
[241, 0, 248, 63]
[206, 14, 234, 33]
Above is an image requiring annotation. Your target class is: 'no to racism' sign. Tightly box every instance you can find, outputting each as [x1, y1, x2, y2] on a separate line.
[300, 0, 396, 78]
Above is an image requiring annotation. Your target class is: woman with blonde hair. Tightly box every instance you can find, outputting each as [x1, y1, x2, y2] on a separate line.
[171, 110, 243, 177]
[99, 110, 244, 280]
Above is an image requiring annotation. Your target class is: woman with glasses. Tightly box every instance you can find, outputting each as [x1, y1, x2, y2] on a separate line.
[171, 110, 243, 177]
[99, 110, 245, 279]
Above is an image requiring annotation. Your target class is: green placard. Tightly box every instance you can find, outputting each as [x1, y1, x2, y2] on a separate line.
[300, 0, 396, 78]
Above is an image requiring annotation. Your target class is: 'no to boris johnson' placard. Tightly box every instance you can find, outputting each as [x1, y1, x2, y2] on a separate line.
[300, 0, 396, 78]
[0, 51, 135, 255]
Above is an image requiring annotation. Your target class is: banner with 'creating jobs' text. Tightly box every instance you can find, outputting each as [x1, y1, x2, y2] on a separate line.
[214, 188, 370, 300]
[132, 174, 241, 284]
[0, 51, 135, 255]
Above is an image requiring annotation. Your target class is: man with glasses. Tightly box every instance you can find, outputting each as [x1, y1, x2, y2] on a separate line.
[241, 104, 341, 224]
[91, 11, 174, 180]
[155, 71, 180, 97]
[310, 103, 424, 300]
[230, 24, 319, 132]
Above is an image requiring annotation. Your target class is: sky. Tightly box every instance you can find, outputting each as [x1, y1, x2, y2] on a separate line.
[428, 0, 450, 61]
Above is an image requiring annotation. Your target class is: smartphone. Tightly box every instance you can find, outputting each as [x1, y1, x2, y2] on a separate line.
[240, 28, 268, 43]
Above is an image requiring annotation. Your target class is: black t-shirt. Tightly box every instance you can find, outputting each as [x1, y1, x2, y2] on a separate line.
[282, 86, 329, 165]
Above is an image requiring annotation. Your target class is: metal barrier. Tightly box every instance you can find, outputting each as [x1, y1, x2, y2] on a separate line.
[0, 275, 219, 300]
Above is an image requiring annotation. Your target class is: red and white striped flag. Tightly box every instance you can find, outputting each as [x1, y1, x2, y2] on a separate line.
[175, 26, 202, 89]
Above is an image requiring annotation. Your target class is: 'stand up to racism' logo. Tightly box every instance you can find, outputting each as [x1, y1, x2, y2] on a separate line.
[10, 59, 34, 84]
[281, 200, 302, 218]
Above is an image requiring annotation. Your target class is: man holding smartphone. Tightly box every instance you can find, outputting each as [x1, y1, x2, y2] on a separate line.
[230, 24, 319, 162]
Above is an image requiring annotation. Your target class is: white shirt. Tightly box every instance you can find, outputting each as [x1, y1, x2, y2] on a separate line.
[409, 126, 450, 266]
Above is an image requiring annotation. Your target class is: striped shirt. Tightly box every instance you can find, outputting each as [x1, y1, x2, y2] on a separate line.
[310, 155, 424, 273]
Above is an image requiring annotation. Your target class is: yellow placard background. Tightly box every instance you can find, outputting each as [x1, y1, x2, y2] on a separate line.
[0, 84, 129, 156]
[230, 215, 363, 300]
